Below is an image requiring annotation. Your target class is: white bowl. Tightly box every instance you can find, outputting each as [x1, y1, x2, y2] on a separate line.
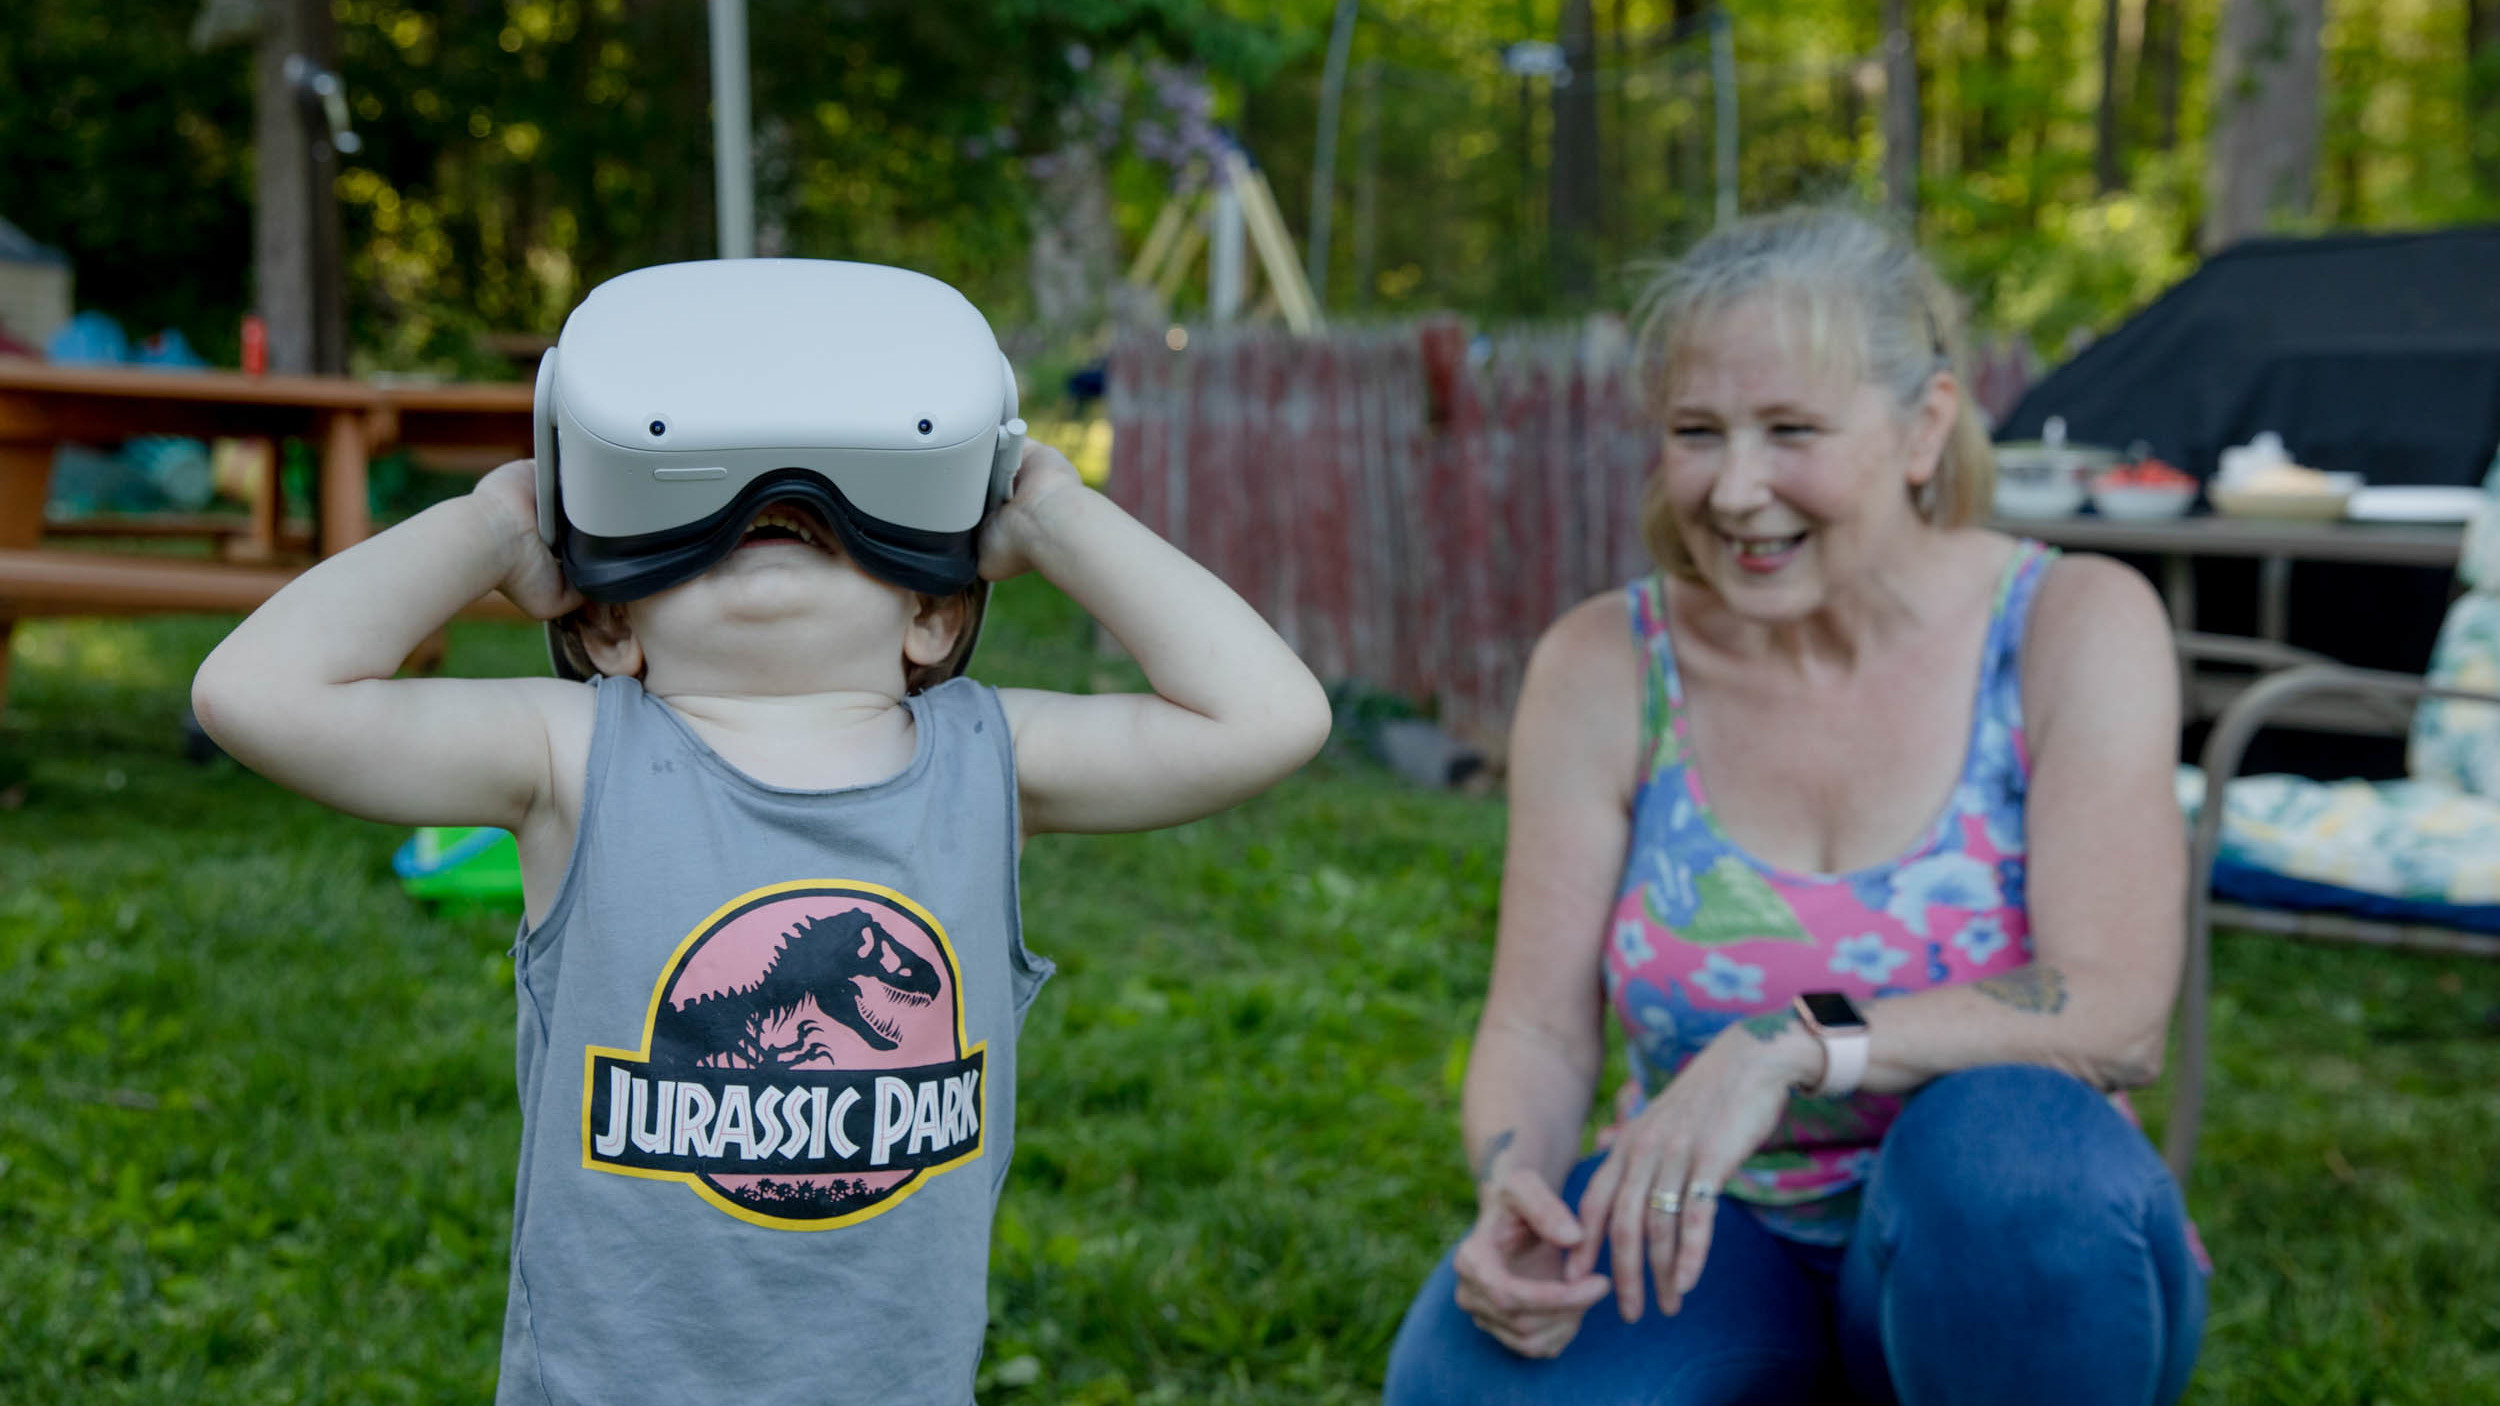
[2089, 483, 2197, 520]
[1994, 479, 2086, 519]
[1996, 442, 2123, 478]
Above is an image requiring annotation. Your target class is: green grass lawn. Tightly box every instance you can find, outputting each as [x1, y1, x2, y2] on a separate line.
[4, 584, 2497, 1403]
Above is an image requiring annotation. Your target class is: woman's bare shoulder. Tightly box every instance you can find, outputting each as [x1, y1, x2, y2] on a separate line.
[2028, 551, 2169, 652]
[1528, 588, 1643, 689]
[2019, 550, 2176, 736]
[1510, 588, 1646, 791]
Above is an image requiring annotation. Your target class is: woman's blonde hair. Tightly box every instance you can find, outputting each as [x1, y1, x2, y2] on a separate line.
[1629, 205, 1995, 579]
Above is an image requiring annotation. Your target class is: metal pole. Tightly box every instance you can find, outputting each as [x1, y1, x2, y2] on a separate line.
[1711, 8, 1737, 227]
[1306, 0, 1361, 306]
[708, 0, 755, 259]
[1211, 172, 1245, 325]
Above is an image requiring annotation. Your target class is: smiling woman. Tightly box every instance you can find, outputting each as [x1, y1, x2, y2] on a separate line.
[1383, 207, 2203, 1406]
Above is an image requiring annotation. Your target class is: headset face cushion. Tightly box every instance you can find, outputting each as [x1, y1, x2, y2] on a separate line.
[558, 470, 978, 604]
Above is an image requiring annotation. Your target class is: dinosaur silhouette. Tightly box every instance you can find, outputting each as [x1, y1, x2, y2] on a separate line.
[653, 909, 942, 1070]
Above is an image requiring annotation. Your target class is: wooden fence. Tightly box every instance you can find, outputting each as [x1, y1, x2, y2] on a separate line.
[1105, 319, 1661, 748]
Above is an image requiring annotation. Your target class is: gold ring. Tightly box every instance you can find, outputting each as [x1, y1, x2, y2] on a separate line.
[1648, 1188, 1681, 1216]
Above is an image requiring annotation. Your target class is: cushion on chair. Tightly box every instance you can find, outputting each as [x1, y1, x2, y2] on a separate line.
[2208, 858, 2500, 934]
[2408, 592, 2500, 798]
[2176, 767, 2500, 926]
[2186, 487, 2500, 932]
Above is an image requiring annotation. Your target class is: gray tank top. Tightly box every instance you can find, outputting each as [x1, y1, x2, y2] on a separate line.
[498, 674, 1049, 1406]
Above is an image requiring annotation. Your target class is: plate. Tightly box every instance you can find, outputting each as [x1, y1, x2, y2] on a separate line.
[2210, 486, 2353, 521]
[2345, 486, 2488, 524]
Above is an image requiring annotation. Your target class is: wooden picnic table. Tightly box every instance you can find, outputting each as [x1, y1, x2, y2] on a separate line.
[0, 361, 533, 706]
[1995, 511, 2468, 735]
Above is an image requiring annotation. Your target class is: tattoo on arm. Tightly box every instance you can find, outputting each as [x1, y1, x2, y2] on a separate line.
[1974, 964, 2069, 1014]
[1473, 1129, 1516, 1185]
[1741, 1011, 1795, 1043]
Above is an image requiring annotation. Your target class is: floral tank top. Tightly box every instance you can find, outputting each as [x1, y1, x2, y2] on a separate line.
[1603, 542, 2054, 1245]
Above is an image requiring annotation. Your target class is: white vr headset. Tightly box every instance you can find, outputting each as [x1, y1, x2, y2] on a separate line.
[533, 258, 1026, 677]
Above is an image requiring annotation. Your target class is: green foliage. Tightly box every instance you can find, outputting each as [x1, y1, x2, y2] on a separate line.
[1927, 147, 2205, 356]
[4, 600, 2499, 1400]
[0, 0, 254, 360]
[6, 0, 2500, 364]
[322, 0, 1289, 371]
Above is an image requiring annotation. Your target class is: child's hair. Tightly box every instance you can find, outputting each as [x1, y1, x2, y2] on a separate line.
[547, 582, 987, 692]
[1628, 204, 1996, 580]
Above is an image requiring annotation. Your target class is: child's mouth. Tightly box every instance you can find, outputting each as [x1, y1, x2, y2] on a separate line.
[738, 504, 835, 553]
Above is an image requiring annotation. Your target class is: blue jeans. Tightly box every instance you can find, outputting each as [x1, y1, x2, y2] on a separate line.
[1384, 1066, 2206, 1406]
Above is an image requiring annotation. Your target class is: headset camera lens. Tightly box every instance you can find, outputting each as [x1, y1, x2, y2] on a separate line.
[648, 419, 666, 437]
[917, 418, 933, 435]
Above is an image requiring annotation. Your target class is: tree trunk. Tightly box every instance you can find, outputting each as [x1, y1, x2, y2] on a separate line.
[1883, 0, 1921, 222]
[2328, 5, 2373, 222]
[1550, 0, 1602, 303]
[2203, 0, 2325, 253]
[1305, 0, 1359, 307]
[2095, 0, 2127, 192]
[1026, 138, 1117, 348]
[252, 0, 346, 374]
[1352, 62, 1381, 310]
[1667, 0, 1706, 222]
[2134, 0, 2183, 152]
[1607, 0, 1629, 256]
[2471, 0, 2500, 192]
[1965, 0, 2012, 170]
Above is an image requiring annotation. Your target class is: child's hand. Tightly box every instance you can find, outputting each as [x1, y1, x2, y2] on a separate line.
[977, 440, 1085, 581]
[470, 459, 583, 620]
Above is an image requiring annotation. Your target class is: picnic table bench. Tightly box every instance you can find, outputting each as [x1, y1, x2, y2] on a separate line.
[0, 362, 534, 708]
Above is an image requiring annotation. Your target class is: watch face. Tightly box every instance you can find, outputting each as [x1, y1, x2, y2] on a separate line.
[1799, 991, 1867, 1031]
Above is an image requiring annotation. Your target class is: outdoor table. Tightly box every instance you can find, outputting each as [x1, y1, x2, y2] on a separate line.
[1995, 512, 2467, 735]
[371, 379, 536, 477]
[0, 362, 534, 710]
[1995, 512, 2464, 637]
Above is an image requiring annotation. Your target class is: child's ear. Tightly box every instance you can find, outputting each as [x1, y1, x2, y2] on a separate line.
[902, 590, 969, 670]
[577, 602, 645, 678]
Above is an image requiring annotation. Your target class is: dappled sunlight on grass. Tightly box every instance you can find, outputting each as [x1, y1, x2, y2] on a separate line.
[12, 618, 202, 695]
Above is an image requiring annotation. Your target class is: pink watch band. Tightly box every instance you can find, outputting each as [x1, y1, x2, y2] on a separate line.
[1811, 1026, 1870, 1098]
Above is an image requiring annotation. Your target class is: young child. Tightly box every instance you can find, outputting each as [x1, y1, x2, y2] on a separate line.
[192, 395, 1331, 1398]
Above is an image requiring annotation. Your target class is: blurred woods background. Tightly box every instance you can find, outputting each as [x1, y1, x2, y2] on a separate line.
[6, 0, 2499, 399]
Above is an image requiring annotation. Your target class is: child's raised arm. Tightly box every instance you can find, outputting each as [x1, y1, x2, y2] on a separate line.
[986, 443, 1334, 836]
[191, 460, 584, 833]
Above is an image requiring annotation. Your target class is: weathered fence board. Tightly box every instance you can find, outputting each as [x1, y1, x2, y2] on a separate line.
[1106, 320, 1661, 748]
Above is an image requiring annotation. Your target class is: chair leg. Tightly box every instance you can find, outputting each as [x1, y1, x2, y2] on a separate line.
[2167, 732, 2241, 1185]
[2165, 888, 2212, 1185]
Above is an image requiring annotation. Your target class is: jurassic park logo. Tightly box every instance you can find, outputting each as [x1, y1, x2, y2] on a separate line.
[580, 880, 985, 1230]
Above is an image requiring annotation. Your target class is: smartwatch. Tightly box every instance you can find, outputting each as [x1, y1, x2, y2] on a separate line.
[1792, 991, 1871, 1098]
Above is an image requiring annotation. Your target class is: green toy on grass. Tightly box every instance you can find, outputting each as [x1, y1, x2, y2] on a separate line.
[392, 826, 524, 905]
